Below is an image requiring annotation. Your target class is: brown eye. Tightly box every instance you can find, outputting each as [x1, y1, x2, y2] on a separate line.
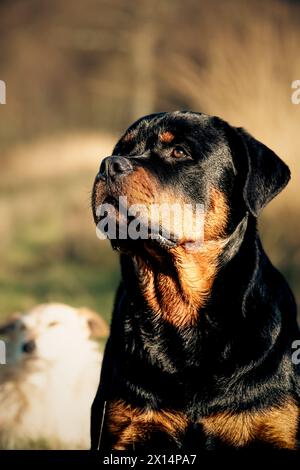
[171, 147, 187, 158]
[48, 321, 59, 328]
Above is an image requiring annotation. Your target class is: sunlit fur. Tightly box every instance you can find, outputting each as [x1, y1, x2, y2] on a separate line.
[0, 303, 105, 449]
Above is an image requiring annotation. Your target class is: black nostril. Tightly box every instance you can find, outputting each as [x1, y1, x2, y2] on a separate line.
[22, 340, 36, 354]
[96, 156, 133, 182]
[109, 157, 133, 178]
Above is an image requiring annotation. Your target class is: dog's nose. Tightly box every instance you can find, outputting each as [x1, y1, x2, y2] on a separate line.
[22, 340, 36, 354]
[97, 156, 133, 181]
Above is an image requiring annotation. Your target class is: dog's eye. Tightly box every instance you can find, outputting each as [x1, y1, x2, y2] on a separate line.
[170, 147, 187, 158]
[48, 321, 59, 328]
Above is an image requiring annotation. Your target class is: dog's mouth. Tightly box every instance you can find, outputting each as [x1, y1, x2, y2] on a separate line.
[94, 194, 180, 252]
[110, 221, 179, 254]
[93, 183, 207, 256]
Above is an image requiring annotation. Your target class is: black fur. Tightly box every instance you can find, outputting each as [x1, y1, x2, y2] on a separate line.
[90, 111, 299, 451]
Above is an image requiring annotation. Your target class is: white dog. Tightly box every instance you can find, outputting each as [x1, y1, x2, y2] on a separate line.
[0, 303, 107, 449]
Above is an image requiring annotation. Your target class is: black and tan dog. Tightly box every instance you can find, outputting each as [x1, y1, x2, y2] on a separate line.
[91, 111, 300, 451]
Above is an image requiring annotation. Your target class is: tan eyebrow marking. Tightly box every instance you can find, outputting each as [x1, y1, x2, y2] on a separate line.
[159, 131, 175, 143]
[122, 130, 136, 143]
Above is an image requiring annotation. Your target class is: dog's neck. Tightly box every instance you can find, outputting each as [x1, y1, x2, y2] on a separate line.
[127, 214, 250, 329]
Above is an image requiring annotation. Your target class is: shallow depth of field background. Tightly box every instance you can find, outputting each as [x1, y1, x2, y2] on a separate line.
[0, 0, 300, 325]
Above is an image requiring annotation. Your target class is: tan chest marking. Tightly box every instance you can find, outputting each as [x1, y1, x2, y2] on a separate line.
[200, 401, 299, 449]
[135, 189, 228, 328]
[106, 400, 188, 451]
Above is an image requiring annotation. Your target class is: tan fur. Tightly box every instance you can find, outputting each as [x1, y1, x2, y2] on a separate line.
[106, 400, 188, 451]
[94, 166, 156, 210]
[108, 399, 298, 450]
[135, 243, 222, 328]
[201, 400, 299, 449]
[204, 188, 228, 240]
[122, 130, 136, 142]
[124, 167, 157, 205]
[159, 131, 175, 143]
[78, 307, 109, 338]
[135, 189, 229, 328]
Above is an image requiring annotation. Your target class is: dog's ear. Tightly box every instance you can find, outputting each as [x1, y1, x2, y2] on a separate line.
[0, 314, 21, 335]
[78, 307, 109, 338]
[235, 128, 290, 217]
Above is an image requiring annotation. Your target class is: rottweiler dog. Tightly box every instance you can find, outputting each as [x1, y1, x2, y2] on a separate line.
[91, 111, 300, 451]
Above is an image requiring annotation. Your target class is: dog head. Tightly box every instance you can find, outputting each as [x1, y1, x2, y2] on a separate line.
[92, 111, 290, 255]
[0, 304, 108, 364]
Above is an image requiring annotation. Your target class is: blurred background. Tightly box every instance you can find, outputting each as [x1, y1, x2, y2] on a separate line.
[0, 0, 300, 325]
